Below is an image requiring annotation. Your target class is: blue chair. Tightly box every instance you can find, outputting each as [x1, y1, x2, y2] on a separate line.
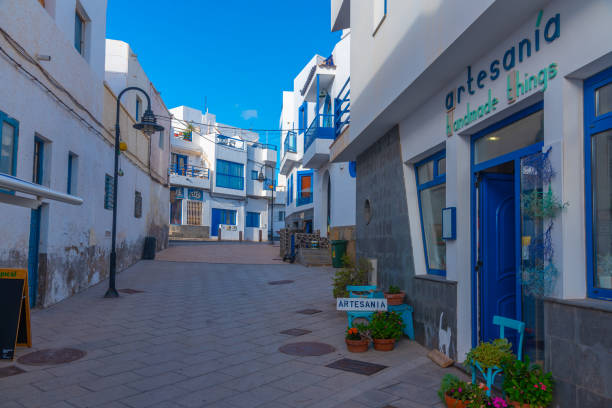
[346, 285, 381, 327]
[470, 315, 526, 396]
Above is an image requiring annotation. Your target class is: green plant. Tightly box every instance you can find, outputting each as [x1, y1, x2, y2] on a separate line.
[345, 327, 361, 340]
[502, 356, 554, 407]
[438, 374, 470, 402]
[332, 255, 371, 298]
[368, 311, 404, 340]
[465, 338, 514, 370]
[387, 285, 401, 294]
[521, 186, 567, 219]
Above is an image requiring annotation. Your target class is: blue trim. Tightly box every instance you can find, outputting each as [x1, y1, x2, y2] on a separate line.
[67, 153, 74, 194]
[297, 170, 313, 206]
[216, 159, 244, 190]
[298, 102, 308, 134]
[348, 161, 356, 178]
[415, 150, 446, 276]
[585, 66, 612, 300]
[0, 110, 19, 177]
[470, 102, 544, 347]
[246, 212, 260, 228]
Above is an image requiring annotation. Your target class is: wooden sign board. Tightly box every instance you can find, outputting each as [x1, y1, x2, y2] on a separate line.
[0, 268, 31, 360]
[336, 298, 387, 312]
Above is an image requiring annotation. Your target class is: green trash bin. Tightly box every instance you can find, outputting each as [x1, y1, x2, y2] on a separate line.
[331, 240, 348, 268]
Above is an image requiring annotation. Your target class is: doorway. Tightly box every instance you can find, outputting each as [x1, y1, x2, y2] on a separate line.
[471, 102, 545, 359]
[27, 137, 44, 307]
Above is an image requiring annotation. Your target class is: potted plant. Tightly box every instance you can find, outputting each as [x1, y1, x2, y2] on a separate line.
[502, 356, 554, 408]
[345, 326, 369, 353]
[384, 285, 405, 306]
[438, 374, 471, 408]
[332, 255, 371, 298]
[369, 311, 404, 351]
[465, 338, 514, 371]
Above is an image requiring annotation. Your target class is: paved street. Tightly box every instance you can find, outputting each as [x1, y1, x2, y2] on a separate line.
[0, 243, 463, 408]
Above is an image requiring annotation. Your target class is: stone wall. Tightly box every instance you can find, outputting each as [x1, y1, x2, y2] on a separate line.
[169, 225, 210, 240]
[544, 299, 612, 407]
[409, 275, 458, 360]
[355, 126, 415, 289]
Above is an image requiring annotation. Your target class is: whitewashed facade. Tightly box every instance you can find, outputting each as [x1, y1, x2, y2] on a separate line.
[168, 106, 276, 241]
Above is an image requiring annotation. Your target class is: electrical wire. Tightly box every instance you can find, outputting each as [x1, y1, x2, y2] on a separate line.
[154, 113, 305, 133]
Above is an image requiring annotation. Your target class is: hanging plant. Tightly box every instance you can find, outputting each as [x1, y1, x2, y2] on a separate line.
[521, 185, 567, 219]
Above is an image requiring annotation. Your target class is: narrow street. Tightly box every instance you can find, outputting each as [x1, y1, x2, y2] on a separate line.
[1, 243, 457, 408]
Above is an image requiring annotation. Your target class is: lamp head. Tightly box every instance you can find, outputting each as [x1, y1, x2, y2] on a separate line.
[133, 108, 164, 136]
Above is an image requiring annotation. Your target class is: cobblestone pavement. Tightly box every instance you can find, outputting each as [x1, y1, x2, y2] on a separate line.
[156, 241, 285, 265]
[0, 243, 465, 407]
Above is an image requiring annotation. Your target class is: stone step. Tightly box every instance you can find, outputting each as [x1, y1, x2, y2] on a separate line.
[297, 248, 332, 266]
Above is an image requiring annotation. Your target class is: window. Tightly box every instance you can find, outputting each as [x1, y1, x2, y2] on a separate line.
[32, 138, 44, 184]
[246, 212, 260, 228]
[104, 174, 113, 210]
[287, 174, 293, 204]
[216, 159, 244, 190]
[170, 187, 183, 224]
[135, 97, 141, 122]
[585, 67, 612, 300]
[0, 110, 18, 176]
[158, 130, 164, 149]
[67, 152, 77, 194]
[134, 191, 142, 218]
[251, 170, 259, 180]
[297, 170, 313, 206]
[187, 201, 202, 225]
[278, 211, 285, 221]
[298, 102, 308, 134]
[416, 151, 446, 276]
[215, 209, 236, 225]
[373, 0, 387, 35]
[74, 10, 85, 55]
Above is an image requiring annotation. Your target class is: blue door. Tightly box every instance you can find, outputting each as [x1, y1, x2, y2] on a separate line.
[27, 138, 44, 307]
[479, 173, 517, 345]
[211, 208, 236, 237]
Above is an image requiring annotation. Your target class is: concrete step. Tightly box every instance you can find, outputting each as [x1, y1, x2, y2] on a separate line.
[297, 248, 332, 266]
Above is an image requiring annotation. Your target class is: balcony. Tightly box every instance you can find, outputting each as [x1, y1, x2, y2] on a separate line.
[172, 130, 202, 154]
[280, 131, 299, 175]
[303, 114, 335, 169]
[330, 77, 350, 163]
[216, 135, 245, 151]
[168, 164, 210, 190]
[251, 142, 277, 165]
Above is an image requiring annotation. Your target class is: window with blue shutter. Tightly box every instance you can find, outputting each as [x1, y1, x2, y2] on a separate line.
[246, 212, 260, 228]
[216, 159, 244, 190]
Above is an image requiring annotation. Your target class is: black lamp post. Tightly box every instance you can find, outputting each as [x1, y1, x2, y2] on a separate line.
[105, 87, 164, 298]
[257, 164, 275, 244]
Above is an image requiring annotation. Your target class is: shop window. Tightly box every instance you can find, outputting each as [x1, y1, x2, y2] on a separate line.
[216, 159, 244, 190]
[415, 151, 446, 276]
[246, 212, 260, 228]
[187, 201, 202, 225]
[0, 110, 18, 176]
[297, 170, 313, 206]
[585, 67, 612, 300]
[474, 110, 543, 165]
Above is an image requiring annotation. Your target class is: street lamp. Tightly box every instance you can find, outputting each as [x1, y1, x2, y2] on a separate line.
[105, 87, 164, 298]
[257, 164, 275, 245]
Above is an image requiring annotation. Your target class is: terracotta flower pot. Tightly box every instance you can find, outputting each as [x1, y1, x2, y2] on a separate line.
[345, 338, 369, 353]
[384, 291, 405, 306]
[444, 394, 469, 408]
[510, 402, 540, 408]
[373, 338, 395, 351]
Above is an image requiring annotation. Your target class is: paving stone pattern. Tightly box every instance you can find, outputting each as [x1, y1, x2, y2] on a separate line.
[0, 243, 465, 407]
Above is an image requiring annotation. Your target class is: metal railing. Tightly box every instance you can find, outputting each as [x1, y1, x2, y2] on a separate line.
[304, 113, 335, 152]
[173, 130, 193, 141]
[334, 76, 350, 138]
[284, 131, 297, 153]
[216, 134, 245, 150]
[169, 164, 209, 179]
[251, 142, 278, 151]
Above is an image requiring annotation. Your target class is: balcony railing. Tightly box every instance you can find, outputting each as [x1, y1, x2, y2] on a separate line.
[284, 131, 297, 153]
[216, 134, 245, 150]
[169, 164, 209, 179]
[251, 142, 278, 151]
[304, 114, 335, 152]
[173, 130, 193, 141]
[334, 76, 350, 138]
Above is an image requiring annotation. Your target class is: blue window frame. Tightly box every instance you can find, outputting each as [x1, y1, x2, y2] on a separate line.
[297, 170, 313, 206]
[251, 170, 258, 180]
[585, 66, 612, 300]
[74, 11, 84, 55]
[298, 102, 308, 134]
[0, 110, 19, 176]
[287, 174, 293, 205]
[216, 159, 244, 190]
[246, 212, 260, 228]
[415, 151, 446, 276]
[67, 153, 74, 194]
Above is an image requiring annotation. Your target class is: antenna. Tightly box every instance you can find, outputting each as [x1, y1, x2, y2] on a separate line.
[204, 96, 208, 114]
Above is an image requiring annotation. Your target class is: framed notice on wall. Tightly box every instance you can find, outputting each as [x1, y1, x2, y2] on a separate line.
[442, 207, 456, 240]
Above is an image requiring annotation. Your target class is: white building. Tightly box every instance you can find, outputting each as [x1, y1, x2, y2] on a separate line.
[168, 106, 277, 241]
[279, 31, 356, 253]
[0, 0, 169, 307]
[332, 0, 612, 405]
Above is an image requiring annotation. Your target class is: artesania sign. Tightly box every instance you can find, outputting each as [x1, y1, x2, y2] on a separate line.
[336, 298, 388, 312]
[446, 10, 560, 136]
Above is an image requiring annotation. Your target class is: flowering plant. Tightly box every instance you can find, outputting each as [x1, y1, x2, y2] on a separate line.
[485, 396, 509, 408]
[438, 374, 471, 402]
[345, 327, 362, 341]
[502, 356, 554, 407]
[368, 311, 404, 340]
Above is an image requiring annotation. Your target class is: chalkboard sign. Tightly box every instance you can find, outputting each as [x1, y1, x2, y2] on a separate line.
[0, 269, 31, 359]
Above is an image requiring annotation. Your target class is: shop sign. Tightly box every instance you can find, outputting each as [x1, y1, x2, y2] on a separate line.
[336, 298, 388, 312]
[445, 10, 560, 136]
[171, 186, 184, 199]
[187, 188, 203, 201]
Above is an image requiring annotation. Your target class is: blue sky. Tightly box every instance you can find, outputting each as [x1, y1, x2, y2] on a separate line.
[106, 0, 341, 149]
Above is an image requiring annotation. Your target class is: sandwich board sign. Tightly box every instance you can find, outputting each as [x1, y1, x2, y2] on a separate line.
[0, 268, 32, 360]
[336, 298, 387, 312]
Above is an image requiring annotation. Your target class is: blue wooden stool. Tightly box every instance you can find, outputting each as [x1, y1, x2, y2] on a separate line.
[346, 285, 380, 327]
[388, 304, 415, 340]
[470, 315, 526, 396]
